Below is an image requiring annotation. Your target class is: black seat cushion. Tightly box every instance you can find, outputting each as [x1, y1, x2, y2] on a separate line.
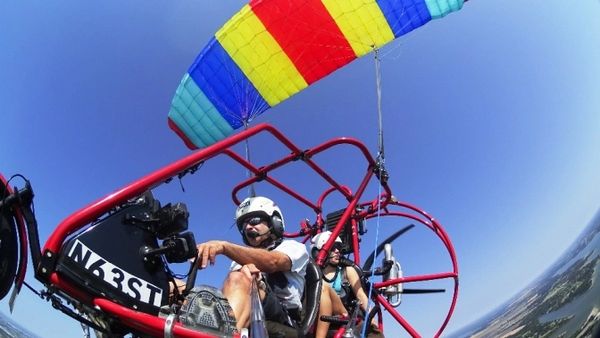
[300, 260, 323, 336]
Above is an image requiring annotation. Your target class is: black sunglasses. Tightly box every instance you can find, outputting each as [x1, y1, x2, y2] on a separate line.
[244, 216, 267, 226]
[331, 242, 343, 251]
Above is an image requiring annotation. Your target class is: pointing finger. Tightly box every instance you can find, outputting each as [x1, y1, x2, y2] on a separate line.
[210, 246, 217, 265]
[201, 246, 210, 269]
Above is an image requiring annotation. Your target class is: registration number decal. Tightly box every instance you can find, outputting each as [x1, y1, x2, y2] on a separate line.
[67, 240, 163, 307]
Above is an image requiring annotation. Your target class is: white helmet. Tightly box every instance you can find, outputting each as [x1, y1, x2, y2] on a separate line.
[310, 231, 342, 251]
[235, 196, 285, 237]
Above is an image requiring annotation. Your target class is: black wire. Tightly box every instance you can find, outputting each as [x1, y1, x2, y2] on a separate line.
[22, 280, 42, 298]
[1, 174, 36, 215]
[162, 254, 194, 280]
[6, 174, 31, 191]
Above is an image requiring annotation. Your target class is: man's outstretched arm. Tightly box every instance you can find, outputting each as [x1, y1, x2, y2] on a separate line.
[196, 240, 291, 272]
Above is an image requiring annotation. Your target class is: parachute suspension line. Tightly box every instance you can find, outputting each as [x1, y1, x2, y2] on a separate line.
[362, 46, 386, 338]
[243, 120, 257, 198]
[374, 46, 385, 167]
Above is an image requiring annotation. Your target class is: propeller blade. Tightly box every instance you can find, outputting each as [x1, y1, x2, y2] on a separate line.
[362, 224, 415, 271]
[401, 288, 446, 294]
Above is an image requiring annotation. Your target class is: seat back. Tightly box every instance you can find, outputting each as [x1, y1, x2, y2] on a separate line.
[264, 260, 323, 337]
[300, 259, 323, 336]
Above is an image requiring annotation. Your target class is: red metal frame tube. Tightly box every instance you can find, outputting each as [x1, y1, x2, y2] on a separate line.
[316, 168, 374, 266]
[94, 298, 239, 338]
[375, 293, 420, 337]
[437, 277, 460, 337]
[361, 201, 459, 338]
[316, 186, 352, 211]
[396, 201, 459, 273]
[226, 136, 379, 207]
[33, 123, 459, 338]
[373, 272, 457, 289]
[371, 211, 457, 271]
[49, 273, 93, 303]
[350, 218, 362, 265]
[44, 124, 284, 253]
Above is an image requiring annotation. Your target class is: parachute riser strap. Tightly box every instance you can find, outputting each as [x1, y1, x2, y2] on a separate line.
[243, 120, 257, 198]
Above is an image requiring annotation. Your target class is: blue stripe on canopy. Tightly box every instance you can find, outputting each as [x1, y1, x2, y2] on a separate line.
[377, 0, 432, 38]
[168, 74, 234, 148]
[187, 37, 270, 129]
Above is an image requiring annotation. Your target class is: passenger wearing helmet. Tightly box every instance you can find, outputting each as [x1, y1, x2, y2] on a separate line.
[194, 196, 309, 332]
[311, 231, 383, 338]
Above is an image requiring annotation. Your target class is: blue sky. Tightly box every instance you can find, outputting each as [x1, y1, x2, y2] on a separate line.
[1, 1, 600, 337]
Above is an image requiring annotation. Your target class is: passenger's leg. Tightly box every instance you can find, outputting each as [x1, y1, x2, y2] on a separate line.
[315, 284, 348, 338]
[315, 283, 333, 338]
[330, 287, 347, 316]
[223, 270, 252, 329]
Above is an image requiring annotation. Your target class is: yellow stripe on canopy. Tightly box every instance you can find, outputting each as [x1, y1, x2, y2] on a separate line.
[322, 0, 395, 57]
[216, 5, 308, 106]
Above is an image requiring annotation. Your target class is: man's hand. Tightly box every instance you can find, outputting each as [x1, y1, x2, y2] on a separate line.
[239, 263, 261, 279]
[196, 240, 226, 268]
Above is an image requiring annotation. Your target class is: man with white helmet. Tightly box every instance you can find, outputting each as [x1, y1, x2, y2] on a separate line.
[195, 196, 309, 331]
[311, 231, 383, 338]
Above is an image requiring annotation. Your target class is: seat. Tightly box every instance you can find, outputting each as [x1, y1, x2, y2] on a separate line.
[299, 259, 323, 335]
[266, 259, 323, 337]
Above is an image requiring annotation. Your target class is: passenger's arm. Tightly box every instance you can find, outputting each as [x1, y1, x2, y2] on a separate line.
[346, 266, 370, 312]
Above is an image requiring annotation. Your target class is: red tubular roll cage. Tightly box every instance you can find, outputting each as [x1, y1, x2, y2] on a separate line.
[37, 123, 458, 338]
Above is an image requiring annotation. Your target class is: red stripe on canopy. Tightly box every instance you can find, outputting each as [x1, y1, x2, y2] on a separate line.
[250, 0, 357, 84]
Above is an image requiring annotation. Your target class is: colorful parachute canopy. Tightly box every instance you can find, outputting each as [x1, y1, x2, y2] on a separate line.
[169, 0, 465, 149]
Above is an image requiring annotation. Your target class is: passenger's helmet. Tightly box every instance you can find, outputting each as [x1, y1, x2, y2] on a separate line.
[235, 196, 285, 238]
[310, 231, 342, 258]
[310, 231, 342, 250]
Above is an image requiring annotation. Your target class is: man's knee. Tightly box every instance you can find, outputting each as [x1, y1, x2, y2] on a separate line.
[224, 270, 251, 291]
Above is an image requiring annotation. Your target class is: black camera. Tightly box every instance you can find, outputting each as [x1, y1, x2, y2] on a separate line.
[153, 203, 189, 239]
[161, 231, 198, 263]
[146, 202, 197, 263]
[124, 194, 196, 263]
[122, 193, 189, 239]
